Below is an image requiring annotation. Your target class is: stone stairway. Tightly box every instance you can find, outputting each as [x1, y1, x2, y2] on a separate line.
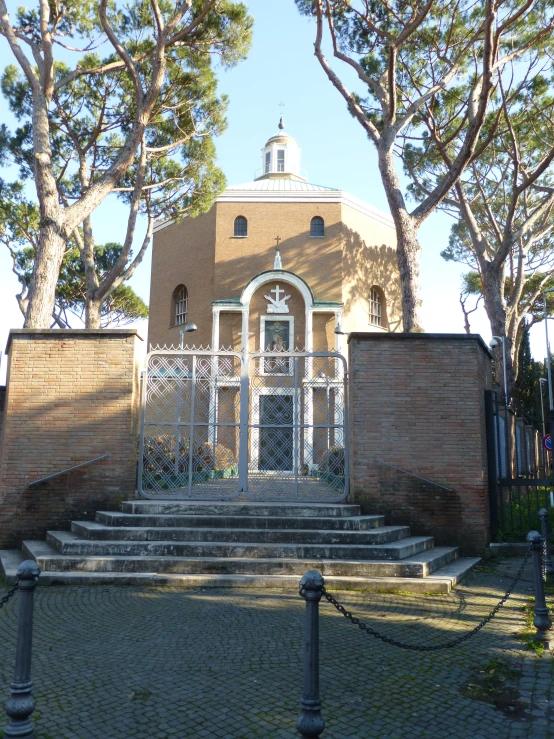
[0, 500, 480, 592]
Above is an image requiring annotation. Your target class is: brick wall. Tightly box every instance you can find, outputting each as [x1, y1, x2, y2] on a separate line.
[0, 386, 6, 452]
[348, 333, 492, 555]
[0, 330, 143, 548]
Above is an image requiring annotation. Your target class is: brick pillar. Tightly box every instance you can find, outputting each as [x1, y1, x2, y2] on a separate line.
[348, 333, 492, 555]
[0, 330, 143, 548]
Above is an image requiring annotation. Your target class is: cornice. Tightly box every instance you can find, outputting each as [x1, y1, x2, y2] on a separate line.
[153, 188, 395, 234]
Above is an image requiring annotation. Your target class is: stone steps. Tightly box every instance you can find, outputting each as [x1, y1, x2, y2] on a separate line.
[120, 500, 361, 518]
[0, 499, 481, 593]
[95, 512, 385, 530]
[0, 548, 480, 593]
[72, 520, 410, 545]
[45, 530, 435, 561]
[20, 539, 459, 577]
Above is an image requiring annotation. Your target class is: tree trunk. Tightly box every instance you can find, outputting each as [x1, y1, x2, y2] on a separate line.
[85, 298, 103, 329]
[24, 221, 66, 328]
[81, 213, 102, 329]
[24, 90, 67, 329]
[378, 145, 423, 332]
[480, 260, 516, 404]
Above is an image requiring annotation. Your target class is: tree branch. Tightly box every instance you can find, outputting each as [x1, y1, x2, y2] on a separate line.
[0, 1, 40, 93]
[313, 0, 381, 144]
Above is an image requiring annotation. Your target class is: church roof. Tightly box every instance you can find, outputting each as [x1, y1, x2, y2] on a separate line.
[224, 179, 337, 192]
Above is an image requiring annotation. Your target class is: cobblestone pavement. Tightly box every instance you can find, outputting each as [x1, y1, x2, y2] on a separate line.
[0, 559, 553, 738]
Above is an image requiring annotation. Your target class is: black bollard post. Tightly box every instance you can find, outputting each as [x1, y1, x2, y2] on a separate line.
[538, 509, 554, 577]
[297, 570, 325, 739]
[526, 532, 554, 650]
[4, 560, 40, 739]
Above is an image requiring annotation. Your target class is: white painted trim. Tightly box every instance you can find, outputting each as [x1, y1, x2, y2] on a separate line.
[153, 188, 395, 234]
[153, 217, 175, 233]
[241, 309, 249, 353]
[311, 305, 341, 313]
[211, 308, 220, 351]
[260, 315, 294, 373]
[216, 189, 394, 229]
[212, 304, 243, 312]
[305, 310, 313, 353]
[339, 192, 394, 228]
[334, 309, 343, 353]
[242, 271, 313, 308]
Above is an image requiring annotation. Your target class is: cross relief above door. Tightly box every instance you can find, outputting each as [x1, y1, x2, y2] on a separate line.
[264, 284, 291, 313]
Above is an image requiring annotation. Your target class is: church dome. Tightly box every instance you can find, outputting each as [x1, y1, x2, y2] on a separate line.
[256, 117, 306, 182]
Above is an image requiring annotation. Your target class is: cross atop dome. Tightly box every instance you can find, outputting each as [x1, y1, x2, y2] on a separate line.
[256, 117, 306, 183]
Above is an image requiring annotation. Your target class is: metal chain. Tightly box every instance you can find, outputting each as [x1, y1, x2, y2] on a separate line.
[321, 544, 533, 652]
[0, 580, 19, 612]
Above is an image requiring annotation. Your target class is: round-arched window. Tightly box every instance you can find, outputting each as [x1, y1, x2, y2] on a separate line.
[310, 216, 325, 237]
[172, 285, 188, 327]
[234, 216, 248, 237]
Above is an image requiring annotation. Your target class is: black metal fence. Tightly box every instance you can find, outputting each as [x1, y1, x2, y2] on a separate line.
[486, 390, 552, 540]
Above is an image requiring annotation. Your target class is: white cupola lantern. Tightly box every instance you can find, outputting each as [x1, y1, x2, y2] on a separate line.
[256, 117, 306, 182]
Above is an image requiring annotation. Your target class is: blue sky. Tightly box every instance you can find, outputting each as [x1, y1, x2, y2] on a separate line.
[0, 0, 547, 381]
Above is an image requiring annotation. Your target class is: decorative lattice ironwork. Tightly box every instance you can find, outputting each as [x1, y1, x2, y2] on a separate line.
[138, 349, 348, 501]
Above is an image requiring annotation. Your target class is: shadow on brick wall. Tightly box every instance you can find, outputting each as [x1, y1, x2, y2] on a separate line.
[367, 464, 464, 547]
[0, 379, 139, 549]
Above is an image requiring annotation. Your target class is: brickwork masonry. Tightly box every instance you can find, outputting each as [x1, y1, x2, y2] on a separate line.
[0, 387, 6, 453]
[0, 330, 143, 548]
[348, 333, 493, 556]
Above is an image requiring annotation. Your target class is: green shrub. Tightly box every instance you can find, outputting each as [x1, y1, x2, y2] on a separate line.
[324, 446, 344, 476]
[143, 436, 236, 473]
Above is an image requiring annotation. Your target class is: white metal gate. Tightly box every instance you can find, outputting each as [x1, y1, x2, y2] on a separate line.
[138, 349, 349, 502]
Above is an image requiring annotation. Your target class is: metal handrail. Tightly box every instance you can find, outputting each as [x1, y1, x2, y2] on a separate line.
[27, 453, 110, 489]
[372, 458, 454, 492]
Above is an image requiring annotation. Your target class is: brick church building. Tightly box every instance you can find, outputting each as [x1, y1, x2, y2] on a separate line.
[147, 118, 402, 351]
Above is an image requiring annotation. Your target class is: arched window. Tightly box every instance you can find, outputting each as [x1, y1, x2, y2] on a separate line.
[369, 287, 383, 327]
[310, 216, 325, 237]
[234, 215, 248, 237]
[172, 285, 188, 327]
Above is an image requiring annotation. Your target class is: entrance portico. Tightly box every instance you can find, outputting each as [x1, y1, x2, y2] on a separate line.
[211, 259, 344, 356]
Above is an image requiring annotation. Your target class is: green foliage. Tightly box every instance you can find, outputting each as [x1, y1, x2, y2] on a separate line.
[459, 271, 482, 296]
[0, 179, 39, 247]
[513, 331, 545, 418]
[520, 600, 552, 656]
[408, 19, 554, 359]
[297, 0, 493, 139]
[294, 1, 554, 334]
[0, 0, 253, 324]
[10, 237, 149, 326]
[495, 487, 552, 542]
